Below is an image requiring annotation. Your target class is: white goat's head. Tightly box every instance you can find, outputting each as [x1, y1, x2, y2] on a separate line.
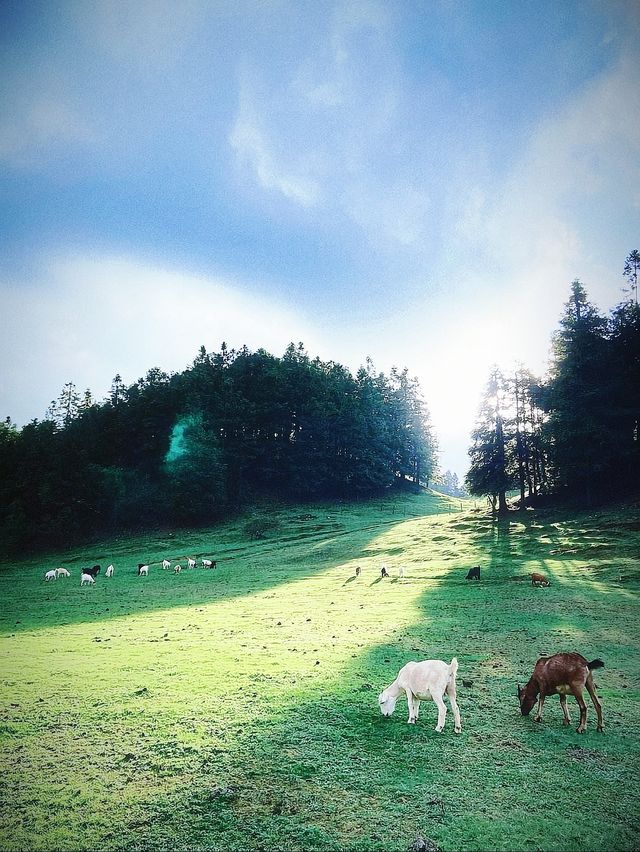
[378, 689, 397, 717]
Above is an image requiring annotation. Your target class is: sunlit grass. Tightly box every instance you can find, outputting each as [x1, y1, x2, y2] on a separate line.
[0, 492, 638, 851]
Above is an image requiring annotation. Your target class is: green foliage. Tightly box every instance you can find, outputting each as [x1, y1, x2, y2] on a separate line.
[0, 345, 438, 554]
[468, 256, 640, 507]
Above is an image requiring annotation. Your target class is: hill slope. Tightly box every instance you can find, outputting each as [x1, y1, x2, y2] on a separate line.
[0, 492, 638, 851]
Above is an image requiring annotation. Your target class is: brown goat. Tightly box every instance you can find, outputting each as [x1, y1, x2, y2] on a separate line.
[530, 571, 550, 587]
[518, 652, 604, 733]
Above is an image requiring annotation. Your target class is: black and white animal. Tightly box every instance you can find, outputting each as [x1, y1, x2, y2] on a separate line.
[465, 566, 480, 580]
[381, 565, 389, 578]
[137, 563, 149, 576]
[355, 565, 361, 577]
[83, 565, 101, 578]
[202, 559, 216, 569]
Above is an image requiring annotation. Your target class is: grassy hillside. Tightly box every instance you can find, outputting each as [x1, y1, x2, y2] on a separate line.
[0, 491, 638, 852]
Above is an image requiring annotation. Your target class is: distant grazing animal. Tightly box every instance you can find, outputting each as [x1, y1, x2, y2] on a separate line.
[530, 572, 550, 587]
[465, 566, 480, 581]
[518, 652, 604, 733]
[162, 559, 171, 570]
[379, 658, 461, 733]
[202, 559, 216, 569]
[80, 573, 95, 586]
[187, 558, 196, 569]
[105, 565, 114, 578]
[355, 565, 361, 577]
[173, 564, 182, 574]
[55, 567, 70, 578]
[138, 564, 149, 576]
[44, 569, 57, 581]
[399, 566, 405, 579]
[381, 565, 389, 578]
[83, 565, 101, 578]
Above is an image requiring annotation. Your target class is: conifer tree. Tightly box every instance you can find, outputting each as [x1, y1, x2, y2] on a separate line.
[466, 367, 514, 513]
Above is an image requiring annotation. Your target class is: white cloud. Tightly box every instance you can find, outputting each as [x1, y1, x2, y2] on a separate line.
[229, 68, 323, 207]
[0, 253, 319, 425]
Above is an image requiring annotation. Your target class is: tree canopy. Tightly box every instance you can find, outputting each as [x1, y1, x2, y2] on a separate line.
[0, 345, 438, 553]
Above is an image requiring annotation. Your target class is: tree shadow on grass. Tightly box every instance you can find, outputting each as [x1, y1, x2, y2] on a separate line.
[2, 501, 638, 852]
[0, 493, 456, 636]
[105, 520, 639, 852]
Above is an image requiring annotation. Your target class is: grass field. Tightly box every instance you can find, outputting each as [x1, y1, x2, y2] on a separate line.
[1, 491, 639, 852]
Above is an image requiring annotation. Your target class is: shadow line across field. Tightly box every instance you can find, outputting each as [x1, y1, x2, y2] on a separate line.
[108, 509, 639, 851]
[1, 501, 638, 852]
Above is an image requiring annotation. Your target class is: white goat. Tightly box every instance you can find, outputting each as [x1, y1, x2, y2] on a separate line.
[55, 567, 70, 578]
[44, 569, 57, 581]
[398, 565, 405, 579]
[187, 558, 196, 569]
[162, 559, 171, 570]
[138, 565, 149, 576]
[379, 658, 462, 733]
[173, 564, 182, 574]
[80, 573, 95, 586]
[202, 558, 214, 569]
[105, 565, 114, 577]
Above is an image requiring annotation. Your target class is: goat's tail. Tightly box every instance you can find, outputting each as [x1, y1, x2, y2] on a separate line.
[449, 657, 459, 683]
[588, 659, 605, 670]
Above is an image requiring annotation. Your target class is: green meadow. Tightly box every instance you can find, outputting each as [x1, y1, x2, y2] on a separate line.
[1, 491, 638, 852]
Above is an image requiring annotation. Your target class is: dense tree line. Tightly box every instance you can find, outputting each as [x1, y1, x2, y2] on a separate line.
[0, 343, 438, 553]
[467, 251, 640, 511]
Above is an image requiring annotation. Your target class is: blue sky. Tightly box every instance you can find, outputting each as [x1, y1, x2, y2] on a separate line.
[1, 0, 639, 477]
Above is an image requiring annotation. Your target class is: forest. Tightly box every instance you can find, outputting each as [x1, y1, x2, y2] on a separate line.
[0, 252, 638, 554]
[467, 252, 640, 512]
[0, 343, 437, 553]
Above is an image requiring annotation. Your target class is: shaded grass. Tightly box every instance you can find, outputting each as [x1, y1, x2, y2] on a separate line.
[0, 492, 639, 851]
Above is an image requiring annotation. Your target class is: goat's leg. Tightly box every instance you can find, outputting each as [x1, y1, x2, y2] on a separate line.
[572, 686, 588, 733]
[559, 694, 571, 726]
[414, 698, 421, 720]
[534, 693, 546, 722]
[406, 688, 417, 724]
[433, 694, 447, 732]
[585, 675, 604, 733]
[446, 683, 462, 733]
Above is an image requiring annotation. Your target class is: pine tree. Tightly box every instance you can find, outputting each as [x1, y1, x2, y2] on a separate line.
[544, 280, 611, 497]
[466, 367, 514, 513]
[46, 381, 81, 428]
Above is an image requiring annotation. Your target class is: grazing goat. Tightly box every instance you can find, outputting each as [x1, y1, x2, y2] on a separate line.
[80, 573, 95, 586]
[399, 565, 405, 579]
[355, 565, 361, 577]
[44, 569, 57, 581]
[187, 558, 196, 569]
[162, 559, 171, 570]
[56, 567, 70, 578]
[138, 564, 149, 576]
[381, 565, 389, 578]
[173, 564, 182, 574]
[530, 572, 550, 587]
[83, 565, 101, 578]
[105, 565, 114, 578]
[202, 558, 216, 569]
[518, 652, 604, 733]
[379, 658, 462, 733]
[465, 566, 480, 580]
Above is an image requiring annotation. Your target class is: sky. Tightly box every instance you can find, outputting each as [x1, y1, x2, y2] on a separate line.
[1, 0, 639, 478]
